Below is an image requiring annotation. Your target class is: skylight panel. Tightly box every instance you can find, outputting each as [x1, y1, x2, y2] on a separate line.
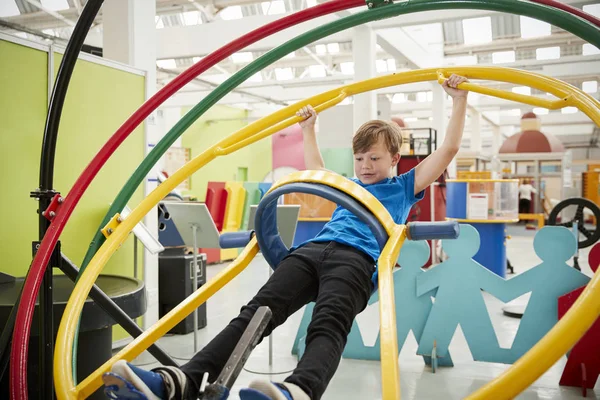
[445, 55, 477, 66]
[231, 52, 253, 63]
[308, 65, 326, 78]
[183, 11, 201, 25]
[583, 4, 600, 18]
[561, 107, 578, 114]
[340, 62, 354, 75]
[536, 46, 560, 60]
[462, 17, 492, 45]
[392, 93, 406, 103]
[492, 51, 515, 64]
[261, 1, 286, 15]
[326, 43, 340, 53]
[248, 72, 263, 82]
[583, 80, 598, 93]
[41, 0, 69, 11]
[157, 59, 177, 69]
[376, 60, 388, 73]
[512, 86, 531, 96]
[387, 59, 396, 71]
[583, 44, 600, 56]
[0, 1, 20, 17]
[220, 6, 243, 20]
[275, 67, 294, 80]
[520, 16, 551, 38]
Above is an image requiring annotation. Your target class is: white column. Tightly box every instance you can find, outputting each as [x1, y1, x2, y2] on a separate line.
[103, 0, 160, 330]
[431, 84, 452, 176]
[352, 25, 377, 131]
[469, 109, 482, 154]
[491, 125, 502, 155]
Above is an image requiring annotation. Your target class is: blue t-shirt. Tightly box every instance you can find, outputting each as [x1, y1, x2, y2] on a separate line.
[301, 168, 424, 262]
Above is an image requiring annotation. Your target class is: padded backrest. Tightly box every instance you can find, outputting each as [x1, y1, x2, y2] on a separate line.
[254, 182, 389, 274]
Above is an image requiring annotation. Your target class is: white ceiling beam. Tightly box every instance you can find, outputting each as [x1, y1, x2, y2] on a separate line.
[498, 112, 593, 126]
[444, 32, 585, 55]
[164, 79, 435, 106]
[22, 0, 76, 27]
[154, 8, 514, 59]
[377, 27, 442, 69]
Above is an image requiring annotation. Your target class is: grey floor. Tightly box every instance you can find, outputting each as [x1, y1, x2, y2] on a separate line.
[125, 226, 599, 399]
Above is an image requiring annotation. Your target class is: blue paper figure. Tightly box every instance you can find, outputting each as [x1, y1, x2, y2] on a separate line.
[342, 240, 453, 366]
[293, 302, 315, 359]
[501, 226, 590, 363]
[416, 224, 514, 365]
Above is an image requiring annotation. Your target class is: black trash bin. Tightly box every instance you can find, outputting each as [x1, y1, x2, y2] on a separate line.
[0, 274, 146, 400]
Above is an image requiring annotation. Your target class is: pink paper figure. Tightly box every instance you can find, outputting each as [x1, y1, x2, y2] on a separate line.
[558, 242, 600, 396]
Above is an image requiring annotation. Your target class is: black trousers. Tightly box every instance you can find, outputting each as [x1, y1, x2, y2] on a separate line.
[519, 198, 531, 214]
[178, 241, 375, 400]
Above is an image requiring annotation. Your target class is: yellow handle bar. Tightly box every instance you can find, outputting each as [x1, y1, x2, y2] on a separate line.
[436, 70, 573, 110]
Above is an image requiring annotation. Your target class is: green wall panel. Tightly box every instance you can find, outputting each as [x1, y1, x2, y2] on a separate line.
[181, 105, 272, 201]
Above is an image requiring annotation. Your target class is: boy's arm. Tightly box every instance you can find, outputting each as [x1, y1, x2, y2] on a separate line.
[414, 75, 468, 195]
[298, 105, 327, 170]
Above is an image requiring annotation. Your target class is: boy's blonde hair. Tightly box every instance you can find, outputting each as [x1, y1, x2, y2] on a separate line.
[352, 120, 402, 156]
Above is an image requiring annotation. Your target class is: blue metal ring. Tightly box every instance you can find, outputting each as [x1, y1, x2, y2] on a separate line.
[254, 182, 389, 271]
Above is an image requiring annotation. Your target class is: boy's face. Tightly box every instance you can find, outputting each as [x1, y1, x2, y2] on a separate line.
[354, 137, 400, 185]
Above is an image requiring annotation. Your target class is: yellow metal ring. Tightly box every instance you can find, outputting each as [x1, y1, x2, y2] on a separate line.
[54, 66, 600, 400]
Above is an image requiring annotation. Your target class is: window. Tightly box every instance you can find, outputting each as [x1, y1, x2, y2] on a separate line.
[532, 107, 549, 115]
[315, 44, 327, 55]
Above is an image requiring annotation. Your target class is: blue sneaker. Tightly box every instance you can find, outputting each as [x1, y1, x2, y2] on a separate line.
[103, 360, 188, 400]
[239, 380, 309, 400]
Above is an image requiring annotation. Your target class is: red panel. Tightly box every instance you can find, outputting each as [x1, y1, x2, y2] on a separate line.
[398, 158, 449, 267]
[558, 285, 600, 392]
[558, 245, 600, 392]
[206, 182, 228, 232]
[201, 183, 228, 264]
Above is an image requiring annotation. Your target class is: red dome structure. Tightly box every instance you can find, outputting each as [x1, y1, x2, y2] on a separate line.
[391, 116, 406, 128]
[499, 111, 565, 153]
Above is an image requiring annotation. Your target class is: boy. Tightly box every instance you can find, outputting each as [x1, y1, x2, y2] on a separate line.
[103, 74, 469, 400]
